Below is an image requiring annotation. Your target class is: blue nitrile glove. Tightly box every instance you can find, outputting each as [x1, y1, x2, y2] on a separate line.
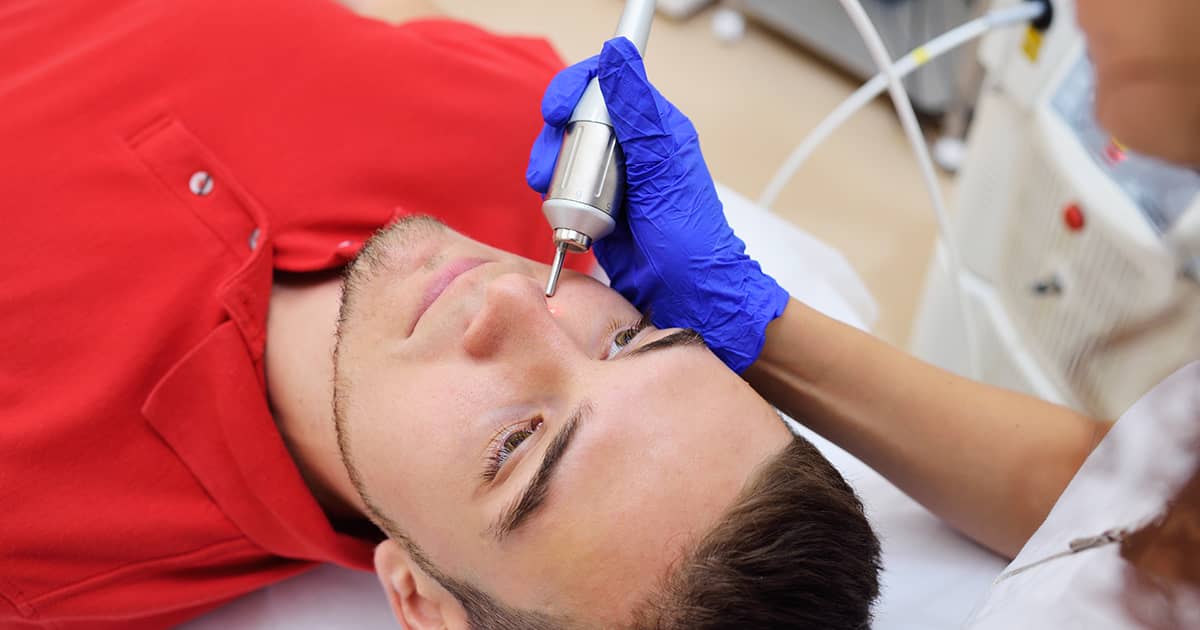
[527, 37, 790, 373]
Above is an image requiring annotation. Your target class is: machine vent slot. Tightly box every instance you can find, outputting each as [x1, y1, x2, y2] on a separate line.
[999, 151, 1200, 417]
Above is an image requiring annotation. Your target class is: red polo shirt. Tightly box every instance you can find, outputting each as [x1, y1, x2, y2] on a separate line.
[0, 1, 588, 627]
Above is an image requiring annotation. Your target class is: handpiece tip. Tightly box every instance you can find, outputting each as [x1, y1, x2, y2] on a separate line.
[545, 243, 569, 297]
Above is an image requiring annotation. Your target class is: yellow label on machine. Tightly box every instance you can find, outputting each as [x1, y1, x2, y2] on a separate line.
[912, 47, 931, 66]
[1022, 26, 1044, 62]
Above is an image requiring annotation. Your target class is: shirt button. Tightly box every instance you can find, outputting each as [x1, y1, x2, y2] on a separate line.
[248, 228, 261, 251]
[336, 239, 359, 259]
[189, 171, 214, 196]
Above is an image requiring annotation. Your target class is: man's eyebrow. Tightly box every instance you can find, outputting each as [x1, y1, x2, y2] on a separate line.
[622, 328, 707, 359]
[490, 402, 589, 542]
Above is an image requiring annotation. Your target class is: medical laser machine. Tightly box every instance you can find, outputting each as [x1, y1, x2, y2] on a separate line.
[543, 0, 657, 297]
[910, 0, 1200, 419]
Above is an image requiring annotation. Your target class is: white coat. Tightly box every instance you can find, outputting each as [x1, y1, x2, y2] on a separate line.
[966, 362, 1200, 629]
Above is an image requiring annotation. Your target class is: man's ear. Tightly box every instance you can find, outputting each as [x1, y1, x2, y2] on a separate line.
[374, 539, 469, 630]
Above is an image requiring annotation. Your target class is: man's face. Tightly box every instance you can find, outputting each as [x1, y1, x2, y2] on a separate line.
[1076, 0, 1200, 165]
[337, 218, 791, 624]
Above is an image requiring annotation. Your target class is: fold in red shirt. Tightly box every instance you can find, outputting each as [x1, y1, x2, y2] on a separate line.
[0, 1, 589, 627]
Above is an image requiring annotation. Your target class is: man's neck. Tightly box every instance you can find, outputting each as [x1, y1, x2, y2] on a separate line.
[266, 271, 369, 523]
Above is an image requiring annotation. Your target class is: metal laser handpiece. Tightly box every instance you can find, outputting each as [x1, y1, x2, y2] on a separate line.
[543, 0, 656, 297]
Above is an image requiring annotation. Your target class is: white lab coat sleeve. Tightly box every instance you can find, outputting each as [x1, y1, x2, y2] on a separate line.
[965, 361, 1200, 629]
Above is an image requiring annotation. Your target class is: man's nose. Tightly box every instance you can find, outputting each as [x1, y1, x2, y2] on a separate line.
[463, 272, 565, 359]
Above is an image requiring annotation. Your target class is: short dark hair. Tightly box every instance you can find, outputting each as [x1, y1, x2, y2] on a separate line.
[332, 219, 881, 629]
[631, 434, 882, 629]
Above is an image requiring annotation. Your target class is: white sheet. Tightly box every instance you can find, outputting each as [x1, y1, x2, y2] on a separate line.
[184, 185, 1005, 630]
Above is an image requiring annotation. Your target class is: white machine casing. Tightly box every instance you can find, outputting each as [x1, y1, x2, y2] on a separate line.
[911, 0, 1200, 419]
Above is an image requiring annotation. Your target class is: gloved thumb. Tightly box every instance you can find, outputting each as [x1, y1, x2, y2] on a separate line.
[597, 37, 675, 166]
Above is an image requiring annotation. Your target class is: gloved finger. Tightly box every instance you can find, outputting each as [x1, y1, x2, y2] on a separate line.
[526, 124, 563, 193]
[541, 54, 600, 126]
[597, 37, 676, 165]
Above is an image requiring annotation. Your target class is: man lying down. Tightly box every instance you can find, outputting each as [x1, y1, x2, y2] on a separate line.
[0, 1, 881, 628]
[326, 215, 882, 629]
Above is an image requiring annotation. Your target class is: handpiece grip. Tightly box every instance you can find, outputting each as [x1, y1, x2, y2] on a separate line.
[569, 0, 656, 125]
[541, 0, 656, 295]
[543, 0, 656, 252]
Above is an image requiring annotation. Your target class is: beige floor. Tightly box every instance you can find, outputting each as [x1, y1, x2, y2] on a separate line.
[352, 0, 951, 346]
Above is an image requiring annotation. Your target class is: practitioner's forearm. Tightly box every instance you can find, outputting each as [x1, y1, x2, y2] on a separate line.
[745, 299, 1111, 557]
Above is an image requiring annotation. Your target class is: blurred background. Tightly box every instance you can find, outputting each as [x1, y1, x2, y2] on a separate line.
[343, 0, 973, 346]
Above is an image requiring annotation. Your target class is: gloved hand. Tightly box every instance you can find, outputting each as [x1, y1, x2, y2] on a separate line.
[527, 37, 790, 373]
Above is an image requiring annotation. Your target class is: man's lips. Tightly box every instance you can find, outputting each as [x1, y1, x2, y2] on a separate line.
[409, 257, 488, 335]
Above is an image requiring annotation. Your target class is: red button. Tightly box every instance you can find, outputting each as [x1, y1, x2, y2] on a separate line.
[1104, 144, 1127, 165]
[1063, 204, 1085, 231]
